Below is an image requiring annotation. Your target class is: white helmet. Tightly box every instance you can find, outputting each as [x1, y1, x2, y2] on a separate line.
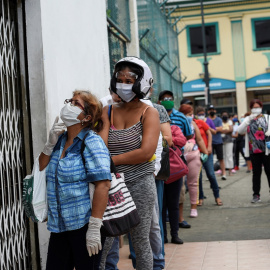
[110, 56, 154, 99]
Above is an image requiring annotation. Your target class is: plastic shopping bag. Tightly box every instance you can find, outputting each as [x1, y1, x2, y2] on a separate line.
[22, 157, 48, 222]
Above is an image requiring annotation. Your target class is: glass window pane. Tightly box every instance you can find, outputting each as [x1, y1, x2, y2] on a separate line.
[255, 20, 270, 49]
[189, 25, 217, 54]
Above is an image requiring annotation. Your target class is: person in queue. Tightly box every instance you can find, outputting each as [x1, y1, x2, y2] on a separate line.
[221, 111, 234, 177]
[158, 93, 193, 230]
[39, 90, 111, 270]
[238, 99, 270, 203]
[100, 56, 160, 270]
[195, 106, 223, 206]
[208, 105, 227, 180]
[100, 86, 165, 270]
[179, 104, 209, 217]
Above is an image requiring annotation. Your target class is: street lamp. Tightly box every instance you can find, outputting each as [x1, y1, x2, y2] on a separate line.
[200, 0, 211, 105]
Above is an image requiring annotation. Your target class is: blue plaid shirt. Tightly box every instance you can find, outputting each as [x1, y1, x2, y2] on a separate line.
[46, 128, 111, 233]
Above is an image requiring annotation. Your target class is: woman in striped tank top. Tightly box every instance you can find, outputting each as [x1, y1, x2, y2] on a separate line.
[100, 57, 160, 270]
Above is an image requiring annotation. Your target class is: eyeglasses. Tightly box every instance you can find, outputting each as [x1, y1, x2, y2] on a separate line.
[197, 113, 205, 116]
[115, 71, 138, 80]
[161, 97, 174, 101]
[64, 98, 85, 112]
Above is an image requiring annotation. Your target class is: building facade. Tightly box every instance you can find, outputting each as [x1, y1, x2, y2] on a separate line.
[166, 0, 270, 116]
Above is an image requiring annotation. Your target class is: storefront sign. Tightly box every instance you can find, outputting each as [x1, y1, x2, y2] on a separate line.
[246, 73, 270, 88]
[183, 78, 236, 92]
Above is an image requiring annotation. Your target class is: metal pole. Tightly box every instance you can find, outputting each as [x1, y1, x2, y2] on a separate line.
[200, 0, 211, 105]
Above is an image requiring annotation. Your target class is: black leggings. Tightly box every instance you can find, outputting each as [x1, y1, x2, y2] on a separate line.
[46, 224, 103, 270]
[162, 178, 182, 239]
[250, 153, 270, 196]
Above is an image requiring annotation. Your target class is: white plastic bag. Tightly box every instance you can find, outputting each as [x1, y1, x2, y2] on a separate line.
[32, 157, 48, 222]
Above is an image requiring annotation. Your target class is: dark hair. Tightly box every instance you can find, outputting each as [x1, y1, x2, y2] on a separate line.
[221, 111, 228, 116]
[179, 104, 193, 115]
[73, 90, 103, 132]
[196, 106, 205, 114]
[249, 99, 263, 109]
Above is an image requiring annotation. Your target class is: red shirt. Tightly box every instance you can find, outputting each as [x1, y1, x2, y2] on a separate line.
[194, 119, 210, 150]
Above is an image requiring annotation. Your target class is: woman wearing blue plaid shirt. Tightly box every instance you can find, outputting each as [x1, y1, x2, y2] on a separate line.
[39, 90, 111, 270]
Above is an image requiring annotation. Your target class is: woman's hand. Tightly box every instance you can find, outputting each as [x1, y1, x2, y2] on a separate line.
[43, 116, 66, 156]
[112, 107, 160, 165]
[86, 180, 110, 256]
[39, 117, 66, 171]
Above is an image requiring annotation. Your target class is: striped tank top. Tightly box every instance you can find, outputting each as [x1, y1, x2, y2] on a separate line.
[108, 105, 155, 182]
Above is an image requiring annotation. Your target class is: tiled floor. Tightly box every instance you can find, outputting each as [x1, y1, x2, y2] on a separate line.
[118, 239, 270, 270]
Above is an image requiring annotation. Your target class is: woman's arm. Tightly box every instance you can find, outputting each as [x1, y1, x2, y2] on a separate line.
[206, 129, 212, 154]
[112, 107, 160, 165]
[209, 127, 217, 135]
[98, 106, 110, 146]
[171, 125, 187, 148]
[193, 122, 208, 155]
[160, 122, 173, 147]
[39, 153, 51, 171]
[91, 180, 111, 218]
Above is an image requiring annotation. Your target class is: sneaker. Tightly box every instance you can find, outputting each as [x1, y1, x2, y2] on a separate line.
[221, 175, 227, 180]
[251, 195, 261, 203]
[179, 220, 191, 228]
[246, 170, 251, 173]
[231, 169, 236, 174]
[215, 169, 222, 175]
[234, 166, 239, 171]
[190, 209, 198, 218]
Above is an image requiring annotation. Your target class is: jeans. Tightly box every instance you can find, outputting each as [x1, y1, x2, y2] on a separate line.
[155, 179, 165, 256]
[129, 183, 165, 270]
[199, 153, 220, 199]
[104, 237, 119, 270]
[250, 153, 270, 196]
[162, 178, 182, 239]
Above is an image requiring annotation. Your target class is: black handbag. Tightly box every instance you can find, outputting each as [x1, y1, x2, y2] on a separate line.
[155, 138, 170, 181]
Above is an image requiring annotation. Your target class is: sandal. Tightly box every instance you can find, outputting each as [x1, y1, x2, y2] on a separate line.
[197, 199, 203, 206]
[215, 198, 223, 206]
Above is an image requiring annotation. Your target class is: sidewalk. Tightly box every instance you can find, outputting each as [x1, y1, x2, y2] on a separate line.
[118, 239, 270, 269]
[117, 165, 270, 269]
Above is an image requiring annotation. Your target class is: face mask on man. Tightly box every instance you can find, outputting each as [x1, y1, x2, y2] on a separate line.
[116, 83, 136, 102]
[60, 103, 83, 127]
[222, 115, 228, 121]
[161, 100, 174, 111]
[251, 108, 262, 116]
[209, 111, 215, 117]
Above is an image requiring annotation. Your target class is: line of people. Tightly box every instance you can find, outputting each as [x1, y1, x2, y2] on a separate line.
[40, 56, 270, 270]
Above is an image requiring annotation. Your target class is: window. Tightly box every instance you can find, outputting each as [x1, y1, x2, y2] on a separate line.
[252, 18, 270, 50]
[187, 23, 220, 57]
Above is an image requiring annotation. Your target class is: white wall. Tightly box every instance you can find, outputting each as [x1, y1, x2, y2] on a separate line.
[25, 0, 110, 268]
[40, 0, 111, 128]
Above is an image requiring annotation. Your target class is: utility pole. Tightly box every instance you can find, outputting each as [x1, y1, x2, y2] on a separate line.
[200, 0, 211, 105]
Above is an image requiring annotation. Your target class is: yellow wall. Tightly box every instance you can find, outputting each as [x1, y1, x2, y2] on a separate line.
[179, 14, 235, 82]
[176, 2, 270, 83]
[242, 11, 270, 79]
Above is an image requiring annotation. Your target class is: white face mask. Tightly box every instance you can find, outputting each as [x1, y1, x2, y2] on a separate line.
[60, 103, 83, 127]
[116, 83, 136, 102]
[197, 115, 205, 120]
[251, 108, 262, 116]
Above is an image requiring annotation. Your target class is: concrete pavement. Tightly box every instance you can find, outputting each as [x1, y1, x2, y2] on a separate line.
[118, 165, 270, 269]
